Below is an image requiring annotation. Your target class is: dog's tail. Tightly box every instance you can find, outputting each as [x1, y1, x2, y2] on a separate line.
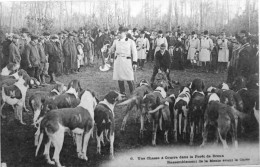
[231, 106, 248, 120]
[148, 104, 165, 114]
[117, 96, 137, 106]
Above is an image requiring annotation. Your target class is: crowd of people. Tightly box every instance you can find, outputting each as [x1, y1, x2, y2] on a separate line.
[0, 26, 258, 88]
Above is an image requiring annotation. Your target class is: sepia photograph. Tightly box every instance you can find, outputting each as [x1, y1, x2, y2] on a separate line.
[0, 0, 259, 166]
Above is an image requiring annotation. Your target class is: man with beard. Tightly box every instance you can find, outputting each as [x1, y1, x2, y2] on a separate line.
[227, 30, 253, 83]
[25, 35, 41, 81]
[63, 32, 77, 74]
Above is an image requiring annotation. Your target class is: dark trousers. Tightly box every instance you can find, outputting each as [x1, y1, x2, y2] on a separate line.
[138, 59, 145, 68]
[118, 80, 134, 94]
[27, 66, 40, 81]
[150, 66, 171, 83]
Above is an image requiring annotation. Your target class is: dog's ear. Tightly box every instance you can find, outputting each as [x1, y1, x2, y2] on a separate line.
[67, 80, 72, 90]
[201, 81, 205, 91]
[78, 90, 85, 100]
[77, 81, 82, 92]
[105, 91, 117, 104]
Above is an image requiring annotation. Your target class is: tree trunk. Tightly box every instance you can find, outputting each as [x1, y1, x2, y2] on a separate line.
[227, 0, 230, 23]
[9, 2, 14, 33]
[200, 0, 203, 31]
[0, 2, 2, 27]
[168, 0, 172, 31]
[174, 0, 178, 26]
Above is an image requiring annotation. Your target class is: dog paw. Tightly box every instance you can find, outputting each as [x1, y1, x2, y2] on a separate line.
[47, 160, 55, 165]
[189, 142, 193, 146]
[199, 144, 205, 148]
[1, 115, 6, 119]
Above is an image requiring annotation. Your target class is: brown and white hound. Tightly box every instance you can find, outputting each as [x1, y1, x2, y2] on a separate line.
[35, 90, 98, 167]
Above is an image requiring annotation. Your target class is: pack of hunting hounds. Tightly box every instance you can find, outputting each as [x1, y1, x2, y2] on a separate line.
[0, 69, 259, 167]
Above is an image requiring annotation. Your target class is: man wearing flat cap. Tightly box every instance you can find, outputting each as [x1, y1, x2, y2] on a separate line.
[154, 30, 168, 57]
[108, 26, 138, 95]
[63, 32, 77, 74]
[25, 34, 41, 82]
[44, 35, 63, 83]
[9, 34, 21, 68]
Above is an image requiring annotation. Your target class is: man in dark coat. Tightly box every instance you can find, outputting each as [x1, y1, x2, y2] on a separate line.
[227, 30, 253, 83]
[37, 36, 48, 84]
[95, 30, 104, 60]
[150, 43, 172, 85]
[25, 35, 41, 81]
[9, 34, 21, 66]
[1, 34, 13, 68]
[46, 35, 62, 84]
[63, 32, 77, 74]
[19, 28, 31, 70]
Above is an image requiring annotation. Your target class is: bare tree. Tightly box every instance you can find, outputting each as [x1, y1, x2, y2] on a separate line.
[9, 2, 14, 33]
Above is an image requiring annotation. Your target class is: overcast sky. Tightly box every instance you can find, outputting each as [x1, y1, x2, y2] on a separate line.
[0, 0, 249, 18]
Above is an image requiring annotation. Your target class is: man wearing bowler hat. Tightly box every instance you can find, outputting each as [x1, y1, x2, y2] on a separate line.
[19, 27, 31, 70]
[108, 26, 138, 95]
[150, 43, 173, 88]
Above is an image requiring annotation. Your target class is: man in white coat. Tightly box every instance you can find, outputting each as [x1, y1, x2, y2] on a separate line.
[187, 31, 200, 68]
[136, 30, 150, 70]
[109, 26, 138, 95]
[217, 32, 229, 73]
[199, 30, 213, 72]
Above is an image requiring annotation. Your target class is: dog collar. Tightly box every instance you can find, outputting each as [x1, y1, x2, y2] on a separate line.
[192, 90, 205, 96]
[51, 89, 60, 95]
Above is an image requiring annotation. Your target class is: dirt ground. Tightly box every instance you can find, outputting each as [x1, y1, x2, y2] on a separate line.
[1, 62, 259, 167]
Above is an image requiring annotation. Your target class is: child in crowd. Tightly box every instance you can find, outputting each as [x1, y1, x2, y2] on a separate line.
[76, 43, 84, 72]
